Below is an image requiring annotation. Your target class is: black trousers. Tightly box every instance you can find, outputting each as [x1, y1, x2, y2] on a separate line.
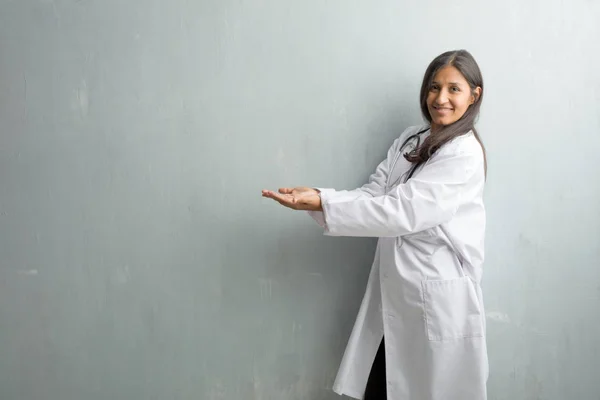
[364, 338, 386, 399]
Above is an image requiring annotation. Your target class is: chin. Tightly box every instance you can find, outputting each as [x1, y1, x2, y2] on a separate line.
[432, 118, 455, 127]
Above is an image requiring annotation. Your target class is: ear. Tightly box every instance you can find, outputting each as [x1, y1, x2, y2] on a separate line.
[470, 87, 482, 105]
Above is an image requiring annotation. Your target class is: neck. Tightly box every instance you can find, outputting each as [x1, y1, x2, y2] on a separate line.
[430, 122, 442, 134]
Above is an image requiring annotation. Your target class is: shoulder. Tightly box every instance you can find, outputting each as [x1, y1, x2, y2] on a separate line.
[438, 131, 484, 160]
[392, 124, 430, 148]
[401, 124, 430, 139]
[432, 131, 485, 178]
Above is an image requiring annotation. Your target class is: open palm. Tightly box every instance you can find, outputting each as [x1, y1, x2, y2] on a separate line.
[261, 187, 322, 211]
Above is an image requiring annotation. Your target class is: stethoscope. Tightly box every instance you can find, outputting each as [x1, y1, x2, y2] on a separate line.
[385, 127, 431, 190]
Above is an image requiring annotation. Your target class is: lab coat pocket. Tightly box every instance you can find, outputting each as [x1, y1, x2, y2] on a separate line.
[421, 277, 483, 341]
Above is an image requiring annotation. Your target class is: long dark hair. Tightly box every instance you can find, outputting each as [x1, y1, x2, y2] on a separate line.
[405, 49, 487, 174]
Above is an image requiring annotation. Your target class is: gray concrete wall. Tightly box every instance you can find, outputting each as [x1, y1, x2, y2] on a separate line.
[0, 0, 598, 399]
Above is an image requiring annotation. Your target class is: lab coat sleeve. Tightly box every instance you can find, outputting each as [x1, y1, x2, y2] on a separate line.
[320, 141, 484, 237]
[307, 210, 327, 228]
[306, 132, 406, 227]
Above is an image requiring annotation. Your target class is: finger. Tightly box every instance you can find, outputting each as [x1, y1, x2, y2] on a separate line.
[273, 192, 295, 204]
[265, 191, 297, 208]
[263, 190, 285, 199]
[263, 190, 282, 199]
[278, 188, 293, 194]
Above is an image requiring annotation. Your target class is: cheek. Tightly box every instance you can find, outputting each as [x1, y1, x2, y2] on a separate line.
[453, 97, 471, 113]
[426, 93, 435, 108]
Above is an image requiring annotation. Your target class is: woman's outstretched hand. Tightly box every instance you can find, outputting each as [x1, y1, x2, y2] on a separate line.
[261, 187, 323, 211]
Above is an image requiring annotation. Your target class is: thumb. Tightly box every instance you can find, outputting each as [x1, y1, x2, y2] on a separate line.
[278, 188, 293, 194]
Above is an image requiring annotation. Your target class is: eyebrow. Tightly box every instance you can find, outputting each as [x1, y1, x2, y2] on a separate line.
[432, 81, 463, 86]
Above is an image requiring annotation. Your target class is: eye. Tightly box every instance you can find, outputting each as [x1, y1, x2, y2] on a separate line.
[430, 84, 440, 91]
[451, 86, 460, 92]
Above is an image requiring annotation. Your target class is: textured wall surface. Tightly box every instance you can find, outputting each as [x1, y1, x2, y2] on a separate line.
[0, 1, 598, 399]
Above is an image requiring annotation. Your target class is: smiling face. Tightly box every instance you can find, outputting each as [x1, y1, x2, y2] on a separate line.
[426, 65, 481, 132]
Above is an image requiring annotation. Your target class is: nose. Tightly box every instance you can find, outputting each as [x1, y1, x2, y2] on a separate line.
[435, 88, 449, 106]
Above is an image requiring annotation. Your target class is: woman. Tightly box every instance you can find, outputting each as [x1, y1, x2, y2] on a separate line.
[262, 49, 488, 400]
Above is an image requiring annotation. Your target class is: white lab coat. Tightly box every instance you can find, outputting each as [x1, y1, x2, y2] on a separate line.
[308, 124, 488, 400]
